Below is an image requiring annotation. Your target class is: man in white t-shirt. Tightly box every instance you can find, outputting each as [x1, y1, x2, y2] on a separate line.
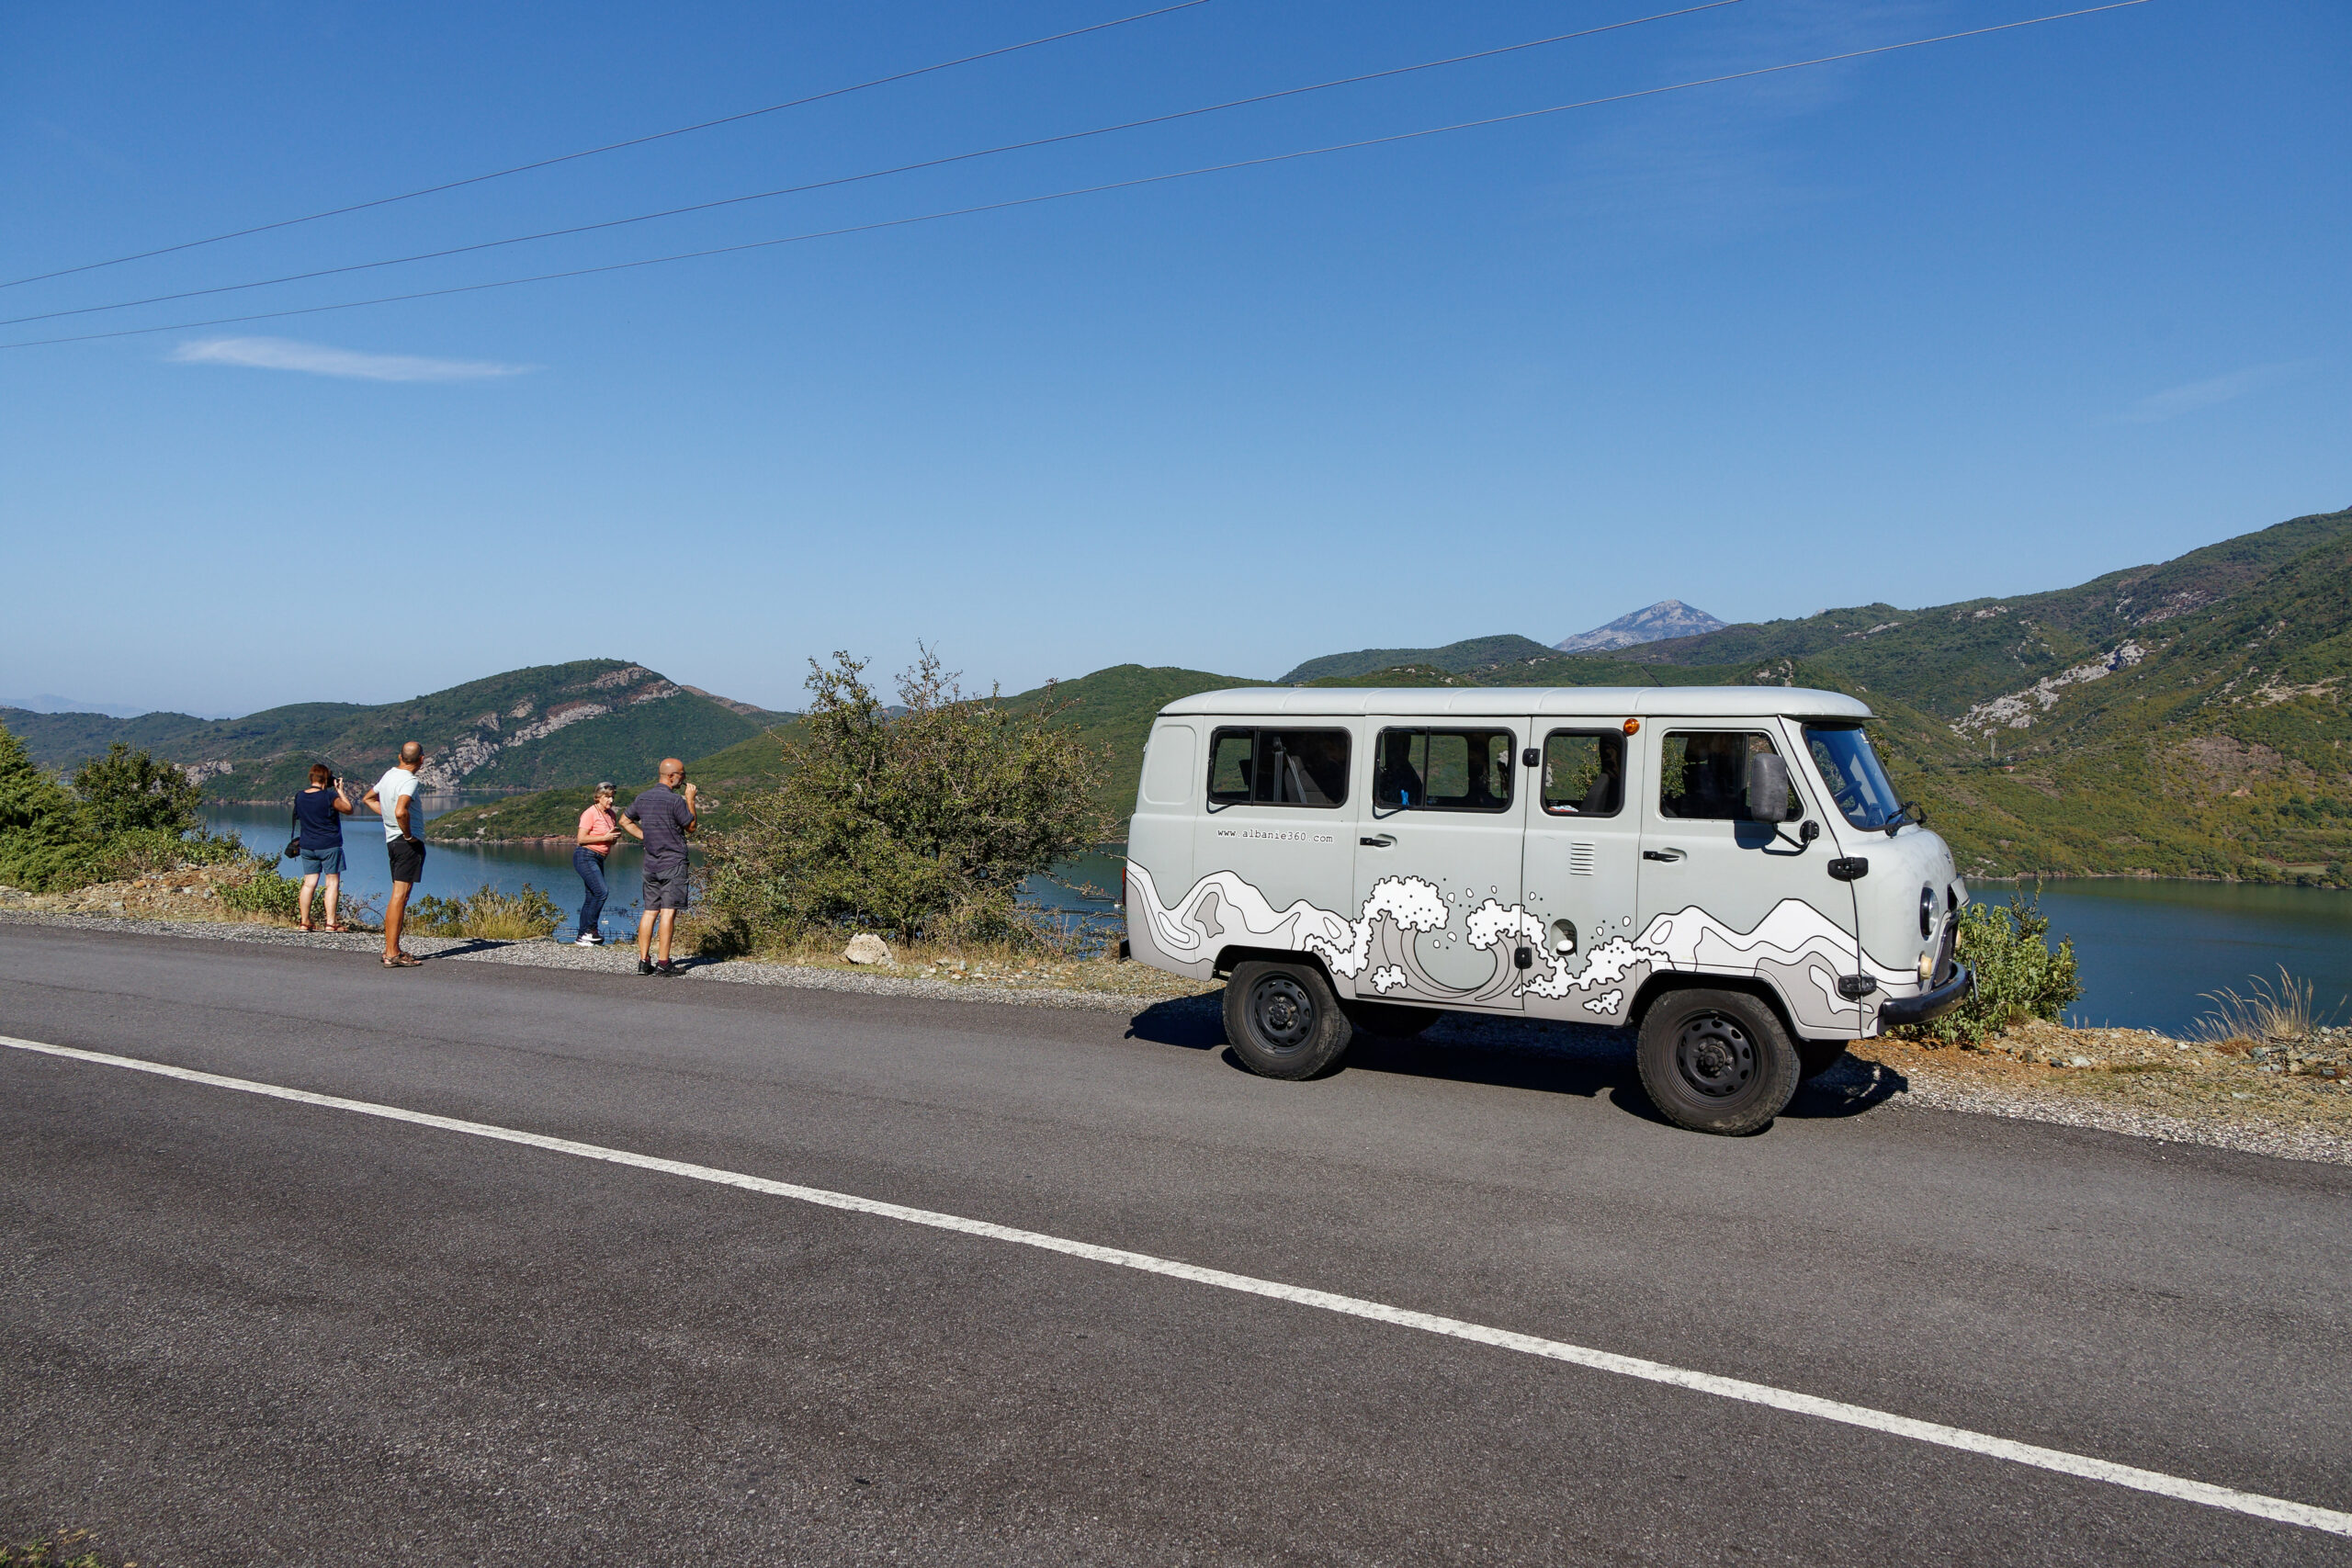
[361, 741, 429, 967]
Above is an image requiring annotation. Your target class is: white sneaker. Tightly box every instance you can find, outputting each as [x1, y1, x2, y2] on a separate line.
[575, 933, 598, 946]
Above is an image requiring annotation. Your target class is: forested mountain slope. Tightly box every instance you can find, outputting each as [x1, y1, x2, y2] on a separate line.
[424, 663, 1261, 843]
[1293, 507, 2352, 883]
[4, 660, 765, 801]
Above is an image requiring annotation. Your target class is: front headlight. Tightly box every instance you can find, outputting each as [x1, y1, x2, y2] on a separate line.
[1918, 884, 1936, 941]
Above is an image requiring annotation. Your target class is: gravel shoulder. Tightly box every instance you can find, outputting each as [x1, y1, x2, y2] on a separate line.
[5, 907, 2346, 1167]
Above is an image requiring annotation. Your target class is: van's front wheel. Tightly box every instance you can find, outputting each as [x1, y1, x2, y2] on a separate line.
[1636, 988, 1801, 1134]
[1225, 962, 1354, 1079]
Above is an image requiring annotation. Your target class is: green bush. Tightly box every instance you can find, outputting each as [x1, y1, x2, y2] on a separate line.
[218, 860, 303, 919]
[703, 647, 1107, 945]
[407, 883, 562, 940]
[1899, 892, 2083, 1044]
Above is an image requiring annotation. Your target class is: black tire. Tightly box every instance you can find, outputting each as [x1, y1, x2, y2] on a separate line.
[1796, 1040, 1849, 1082]
[1342, 999, 1441, 1039]
[1635, 987, 1802, 1135]
[1224, 961, 1355, 1080]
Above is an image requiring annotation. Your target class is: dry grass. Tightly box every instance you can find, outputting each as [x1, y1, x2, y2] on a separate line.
[2190, 965, 2336, 1048]
[0, 1528, 129, 1568]
[407, 885, 562, 941]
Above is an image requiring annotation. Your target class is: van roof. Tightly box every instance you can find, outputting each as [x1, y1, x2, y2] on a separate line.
[1159, 685, 1874, 720]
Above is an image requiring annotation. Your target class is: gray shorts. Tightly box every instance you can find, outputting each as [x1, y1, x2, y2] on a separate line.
[297, 845, 345, 877]
[641, 861, 689, 911]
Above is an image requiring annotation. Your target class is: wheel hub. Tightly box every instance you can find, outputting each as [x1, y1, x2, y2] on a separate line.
[1675, 1013, 1754, 1099]
[1250, 976, 1316, 1051]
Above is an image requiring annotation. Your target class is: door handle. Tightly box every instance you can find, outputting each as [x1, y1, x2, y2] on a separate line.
[1642, 848, 1685, 863]
[1360, 833, 1396, 848]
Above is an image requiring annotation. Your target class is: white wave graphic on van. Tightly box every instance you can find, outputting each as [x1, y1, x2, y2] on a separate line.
[1128, 864, 1907, 1035]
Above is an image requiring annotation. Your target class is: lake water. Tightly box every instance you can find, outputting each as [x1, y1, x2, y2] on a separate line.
[1994, 879, 2352, 1035]
[202, 797, 1125, 945]
[205, 800, 2351, 1032]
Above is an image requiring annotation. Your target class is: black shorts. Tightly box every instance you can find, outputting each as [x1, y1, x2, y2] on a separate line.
[641, 861, 689, 911]
[388, 836, 427, 886]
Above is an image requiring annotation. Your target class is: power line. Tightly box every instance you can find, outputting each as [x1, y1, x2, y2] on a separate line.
[1, 2, 1741, 329]
[1, 2, 2154, 353]
[0, 0, 1210, 292]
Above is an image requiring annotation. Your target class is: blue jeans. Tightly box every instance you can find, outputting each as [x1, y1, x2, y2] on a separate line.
[573, 848, 609, 938]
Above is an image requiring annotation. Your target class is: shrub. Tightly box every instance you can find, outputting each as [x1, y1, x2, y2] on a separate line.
[1898, 892, 2082, 1045]
[703, 648, 1108, 945]
[218, 859, 303, 920]
[407, 883, 562, 940]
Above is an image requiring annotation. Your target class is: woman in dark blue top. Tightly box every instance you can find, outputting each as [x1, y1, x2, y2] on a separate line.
[293, 762, 356, 931]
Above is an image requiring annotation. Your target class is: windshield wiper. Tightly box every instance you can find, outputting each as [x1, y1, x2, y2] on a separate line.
[1883, 800, 1925, 836]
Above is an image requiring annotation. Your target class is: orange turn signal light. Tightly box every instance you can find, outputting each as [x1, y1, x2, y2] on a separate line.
[1623, 718, 1640, 735]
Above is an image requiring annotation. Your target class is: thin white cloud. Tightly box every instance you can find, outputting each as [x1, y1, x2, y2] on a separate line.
[2120, 361, 2312, 424]
[169, 336, 535, 382]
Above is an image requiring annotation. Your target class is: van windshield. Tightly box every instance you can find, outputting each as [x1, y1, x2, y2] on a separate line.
[1804, 724, 1901, 831]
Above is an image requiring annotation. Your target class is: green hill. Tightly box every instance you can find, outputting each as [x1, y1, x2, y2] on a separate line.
[427, 662, 1263, 844]
[4, 660, 765, 803]
[1279, 634, 1561, 684]
[426, 720, 807, 843]
[1279, 505, 2352, 884]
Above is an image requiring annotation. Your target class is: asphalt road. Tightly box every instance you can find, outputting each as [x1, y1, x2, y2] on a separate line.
[3, 923, 2347, 1566]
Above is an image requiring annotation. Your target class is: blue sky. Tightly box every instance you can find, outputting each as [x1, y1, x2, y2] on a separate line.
[3, 0, 2345, 716]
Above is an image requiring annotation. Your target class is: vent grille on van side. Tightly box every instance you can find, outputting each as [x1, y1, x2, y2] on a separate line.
[1568, 842, 1597, 877]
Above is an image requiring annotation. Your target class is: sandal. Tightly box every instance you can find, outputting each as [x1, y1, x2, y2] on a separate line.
[381, 953, 424, 968]
[300, 920, 316, 932]
[324, 923, 348, 933]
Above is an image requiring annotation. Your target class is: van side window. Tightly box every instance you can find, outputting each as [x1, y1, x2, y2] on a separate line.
[1374, 728, 1515, 812]
[1205, 728, 1350, 808]
[1657, 731, 1804, 821]
[1541, 730, 1624, 817]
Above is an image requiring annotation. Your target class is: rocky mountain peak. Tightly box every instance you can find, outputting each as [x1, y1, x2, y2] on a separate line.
[1552, 600, 1728, 654]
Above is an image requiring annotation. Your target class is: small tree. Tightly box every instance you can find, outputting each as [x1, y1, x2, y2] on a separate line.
[0, 724, 85, 890]
[704, 648, 1109, 945]
[73, 742, 204, 837]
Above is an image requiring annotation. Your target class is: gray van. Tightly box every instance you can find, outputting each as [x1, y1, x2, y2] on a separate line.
[1123, 686, 1971, 1134]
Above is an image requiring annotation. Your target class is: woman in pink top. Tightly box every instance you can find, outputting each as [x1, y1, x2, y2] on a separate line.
[572, 782, 622, 945]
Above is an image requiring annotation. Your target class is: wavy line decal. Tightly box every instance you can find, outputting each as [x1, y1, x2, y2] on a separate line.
[1128, 865, 1905, 1035]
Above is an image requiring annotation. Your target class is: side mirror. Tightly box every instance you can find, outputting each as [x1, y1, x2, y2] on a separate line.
[1746, 752, 1791, 822]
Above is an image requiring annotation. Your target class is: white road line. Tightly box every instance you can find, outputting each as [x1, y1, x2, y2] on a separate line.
[7, 1033, 2347, 1540]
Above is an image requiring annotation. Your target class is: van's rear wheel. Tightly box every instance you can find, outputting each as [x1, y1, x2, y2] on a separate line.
[1343, 999, 1440, 1039]
[1636, 988, 1801, 1135]
[1225, 962, 1354, 1079]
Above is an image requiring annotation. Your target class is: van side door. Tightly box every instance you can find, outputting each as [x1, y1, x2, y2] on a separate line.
[1345, 719, 1528, 1011]
[1519, 720, 1645, 1027]
[1634, 718, 1865, 1039]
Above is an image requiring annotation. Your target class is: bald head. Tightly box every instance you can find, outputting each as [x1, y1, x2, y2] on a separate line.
[399, 740, 424, 767]
[659, 758, 684, 784]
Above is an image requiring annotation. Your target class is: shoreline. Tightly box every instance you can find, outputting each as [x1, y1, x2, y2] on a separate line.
[1969, 871, 2347, 888]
